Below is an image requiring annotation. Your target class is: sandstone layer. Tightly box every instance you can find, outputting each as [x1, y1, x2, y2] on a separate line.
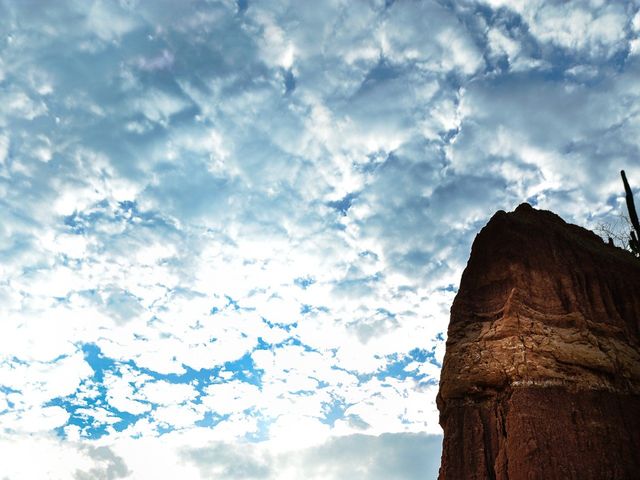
[437, 203, 640, 480]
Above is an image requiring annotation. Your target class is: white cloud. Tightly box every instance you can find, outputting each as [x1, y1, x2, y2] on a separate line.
[152, 404, 203, 429]
[0, 435, 95, 479]
[6, 406, 70, 433]
[85, 0, 140, 42]
[181, 432, 442, 480]
[139, 380, 198, 406]
[0, 0, 638, 476]
[0, 430, 437, 480]
[487, 27, 521, 62]
[133, 88, 190, 126]
[201, 381, 261, 415]
[0, 133, 10, 165]
[135, 49, 175, 72]
[481, 0, 632, 58]
[380, 1, 484, 74]
[103, 367, 152, 415]
[0, 89, 47, 121]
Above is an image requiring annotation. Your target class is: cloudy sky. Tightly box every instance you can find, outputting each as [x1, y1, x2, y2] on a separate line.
[1, 0, 639, 478]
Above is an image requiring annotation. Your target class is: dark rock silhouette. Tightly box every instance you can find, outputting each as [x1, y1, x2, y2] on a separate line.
[437, 203, 640, 480]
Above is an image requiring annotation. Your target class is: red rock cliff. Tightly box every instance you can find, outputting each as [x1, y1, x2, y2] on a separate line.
[437, 203, 640, 480]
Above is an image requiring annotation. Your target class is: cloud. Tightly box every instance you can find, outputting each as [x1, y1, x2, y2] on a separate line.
[0, 435, 129, 480]
[482, 0, 631, 58]
[1, 0, 639, 477]
[0, 431, 441, 479]
[288, 433, 442, 480]
[75, 445, 130, 480]
[181, 433, 443, 480]
[185, 442, 272, 479]
[447, 59, 640, 224]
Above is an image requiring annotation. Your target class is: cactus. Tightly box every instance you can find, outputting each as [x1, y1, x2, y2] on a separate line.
[621, 170, 640, 256]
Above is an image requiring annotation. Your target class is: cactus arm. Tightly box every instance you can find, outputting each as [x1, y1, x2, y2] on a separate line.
[621, 170, 640, 256]
[621, 170, 640, 233]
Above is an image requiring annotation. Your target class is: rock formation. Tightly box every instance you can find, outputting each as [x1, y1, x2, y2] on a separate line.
[437, 203, 640, 480]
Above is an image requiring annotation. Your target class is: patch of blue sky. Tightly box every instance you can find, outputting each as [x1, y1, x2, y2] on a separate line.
[134, 363, 211, 390]
[63, 199, 179, 238]
[155, 423, 176, 436]
[376, 307, 395, 319]
[438, 284, 458, 293]
[330, 365, 374, 385]
[299, 304, 329, 315]
[244, 412, 271, 443]
[46, 345, 142, 439]
[63, 200, 110, 234]
[526, 195, 540, 207]
[310, 377, 330, 389]
[0, 384, 20, 411]
[375, 348, 441, 383]
[255, 337, 272, 351]
[4, 356, 30, 366]
[359, 249, 379, 260]
[319, 397, 350, 427]
[0, 385, 20, 395]
[354, 150, 390, 175]
[236, 0, 249, 15]
[48, 394, 133, 440]
[293, 276, 315, 289]
[224, 295, 242, 311]
[360, 57, 402, 90]
[47, 343, 266, 439]
[299, 304, 313, 314]
[261, 317, 297, 333]
[333, 272, 383, 291]
[59, 405, 142, 440]
[282, 68, 296, 95]
[255, 336, 320, 359]
[220, 352, 263, 387]
[289, 389, 315, 396]
[195, 411, 230, 429]
[212, 293, 268, 318]
[331, 221, 348, 231]
[326, 192, 358, 216]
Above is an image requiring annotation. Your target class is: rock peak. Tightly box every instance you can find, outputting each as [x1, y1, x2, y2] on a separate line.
[513, 201, 534, 212]
[437, 204, 640, 479]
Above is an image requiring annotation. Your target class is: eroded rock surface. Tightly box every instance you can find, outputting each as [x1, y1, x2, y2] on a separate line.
[437, 203, 640, 480]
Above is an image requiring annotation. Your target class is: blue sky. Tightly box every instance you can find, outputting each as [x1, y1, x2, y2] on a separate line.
[1, 0, 639, 478]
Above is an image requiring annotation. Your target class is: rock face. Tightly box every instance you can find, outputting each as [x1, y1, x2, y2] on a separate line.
[437, 203, 640, 480]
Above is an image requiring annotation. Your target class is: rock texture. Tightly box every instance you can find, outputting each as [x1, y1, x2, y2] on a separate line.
[437, 203, 640, 480]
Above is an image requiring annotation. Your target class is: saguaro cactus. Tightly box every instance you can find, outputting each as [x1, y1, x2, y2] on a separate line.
[621, 170, 640, 256]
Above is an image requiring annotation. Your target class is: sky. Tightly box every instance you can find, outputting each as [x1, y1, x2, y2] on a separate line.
[0, 0, 639, 478]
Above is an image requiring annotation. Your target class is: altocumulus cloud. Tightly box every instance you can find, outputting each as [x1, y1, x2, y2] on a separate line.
[0, 0, 639, 478]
